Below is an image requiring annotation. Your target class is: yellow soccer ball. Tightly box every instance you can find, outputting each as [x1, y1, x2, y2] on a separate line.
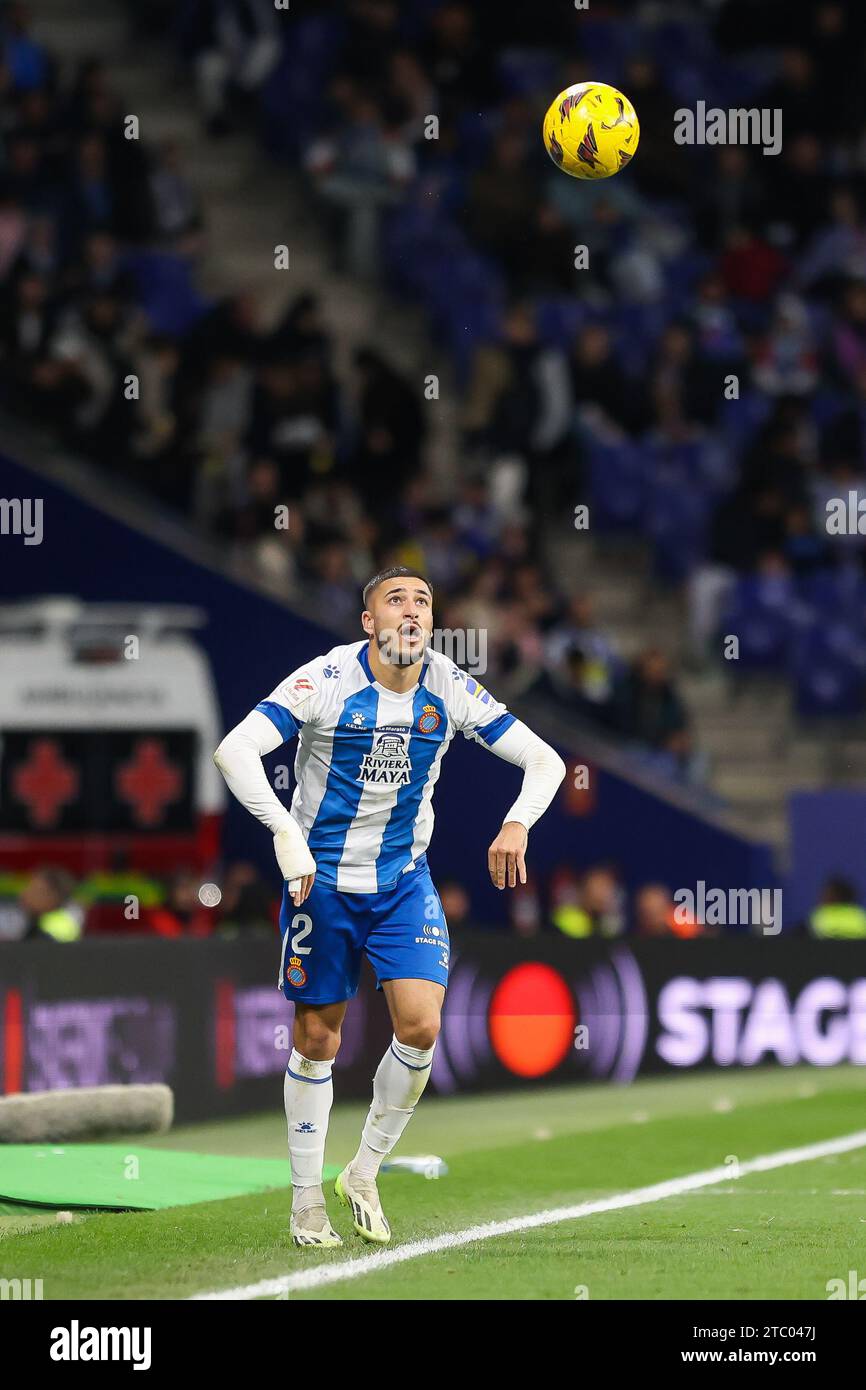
[543, 82, 640, 180]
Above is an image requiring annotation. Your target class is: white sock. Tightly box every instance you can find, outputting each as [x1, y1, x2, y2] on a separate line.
[284, 1048, 334, 1210]
[351, 1035, 436, 1180]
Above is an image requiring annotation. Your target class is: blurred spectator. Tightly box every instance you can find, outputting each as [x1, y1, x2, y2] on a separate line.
[148, 871, 214, 937]
[339, 0, 401, 88]
[634, 883, 676, 937]
[464, 131, 539, 282]
[493, 599, 547, 697]
[149, 140, 203, 247]
[0, 191, 28, 278]
[620, 55, 685, 201]
[571, 323, 642, 437]
[762, 47, 832, 142]
[12, 867, 83, 942]
[695, 149, 766, 253]
[616, 647, 687, 749]
[752, 295, 819, 397]
[2, 3, 52, 93]
[634, 882, 704, 938]
[833, 279, 866, 389]
[507, 875, 543, 938]
[649, 322, 720, 430]
[463, 302, 573, 517]
[306, 87, 415, 279]
[532, 645, 617, 732]
[764, 133, 832, 250]
[797, 188, 866, 294]
[244, 352, 337, 500]
[186, 0, 282, 138]
[550, 863, 625, 939]
[353, 347, 426, 519]
[216, 861, 276, 936]
[719, 224, 786, 303]
[438, 878, 477, 932]
[420, 1, 500, 117]
[806, 876, 866, 938]
[545, 594, 621, 704]
[782, 503, 827, 577]
[309, 538, 359, 626]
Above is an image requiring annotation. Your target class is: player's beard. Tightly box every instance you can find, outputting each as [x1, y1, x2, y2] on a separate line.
[377, 625, 426, 667]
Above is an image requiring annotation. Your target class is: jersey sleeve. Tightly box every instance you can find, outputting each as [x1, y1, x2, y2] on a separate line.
[451, 669, 517, 748]
[254, 657, 327, 743]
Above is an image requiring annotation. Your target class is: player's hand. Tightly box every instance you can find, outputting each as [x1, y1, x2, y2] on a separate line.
[288, 874, 315, 907]
[273, 825, 316, 906]
[487, 821, 528, 890]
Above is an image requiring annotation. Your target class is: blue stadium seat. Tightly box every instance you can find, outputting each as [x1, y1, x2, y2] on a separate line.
[719, 389, 772, 460]
[791, 623, 866, 718]
[645, 469, 711, 583]
[123, 252, 210, 336]
[587, 439, 646, 533]
[498, 49, 558, 97]
[799, 569, 866, 636]
[535, 297, 586, 352]
[721, 577, 804, 673]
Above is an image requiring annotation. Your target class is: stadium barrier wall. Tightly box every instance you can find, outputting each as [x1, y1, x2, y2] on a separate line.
[1, 936, 863, 1120]
[0, 446, 776, 924]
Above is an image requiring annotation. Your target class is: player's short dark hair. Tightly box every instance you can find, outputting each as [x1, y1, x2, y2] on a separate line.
[362, 566, 433, 609]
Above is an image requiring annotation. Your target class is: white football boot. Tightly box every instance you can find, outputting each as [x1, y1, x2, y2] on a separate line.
[335, 1164, 391, 1244]
[290, 1203, 343, 1248]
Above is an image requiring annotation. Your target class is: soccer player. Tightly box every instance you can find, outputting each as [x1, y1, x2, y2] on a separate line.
[214, 567, 566, 1247]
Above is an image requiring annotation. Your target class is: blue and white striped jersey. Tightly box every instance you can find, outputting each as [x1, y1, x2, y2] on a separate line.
[254, 641, 516, 893]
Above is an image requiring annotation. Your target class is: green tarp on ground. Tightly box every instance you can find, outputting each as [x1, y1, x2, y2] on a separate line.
[0, 1145, 341, 1211]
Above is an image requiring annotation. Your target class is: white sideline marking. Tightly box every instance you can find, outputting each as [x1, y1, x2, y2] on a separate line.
[190, 1129, 866, 1300]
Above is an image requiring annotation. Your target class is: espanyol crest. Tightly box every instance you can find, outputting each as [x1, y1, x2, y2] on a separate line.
[417, 703, 441, 733]
[286, 955, 307, 987]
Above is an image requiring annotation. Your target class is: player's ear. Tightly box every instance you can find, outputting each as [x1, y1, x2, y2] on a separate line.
[361, 609, 374, 637]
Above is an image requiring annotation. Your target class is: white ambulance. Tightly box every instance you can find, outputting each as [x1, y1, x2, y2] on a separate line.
[0, 598, 226, 875]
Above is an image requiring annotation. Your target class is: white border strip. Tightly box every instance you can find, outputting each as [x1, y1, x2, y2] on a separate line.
[191, 1128, 866, 1300]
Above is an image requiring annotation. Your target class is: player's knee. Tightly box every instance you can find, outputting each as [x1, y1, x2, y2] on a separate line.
[294, 1015, 341, 1060]
[394, 1015, 440, 1051]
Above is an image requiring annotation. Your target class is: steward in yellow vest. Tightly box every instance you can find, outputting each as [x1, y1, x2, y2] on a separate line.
[808, 878, 866, 939]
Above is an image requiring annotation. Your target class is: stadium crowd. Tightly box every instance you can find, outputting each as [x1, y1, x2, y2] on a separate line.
[3, 861, 865, 941]
[3, 0, 866, 782]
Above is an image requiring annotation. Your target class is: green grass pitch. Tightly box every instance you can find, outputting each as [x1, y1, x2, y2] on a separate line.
[1, 1065, 865, 1301]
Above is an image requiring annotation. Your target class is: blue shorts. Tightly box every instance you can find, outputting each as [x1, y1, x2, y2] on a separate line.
[278, 857, 450, 1005]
